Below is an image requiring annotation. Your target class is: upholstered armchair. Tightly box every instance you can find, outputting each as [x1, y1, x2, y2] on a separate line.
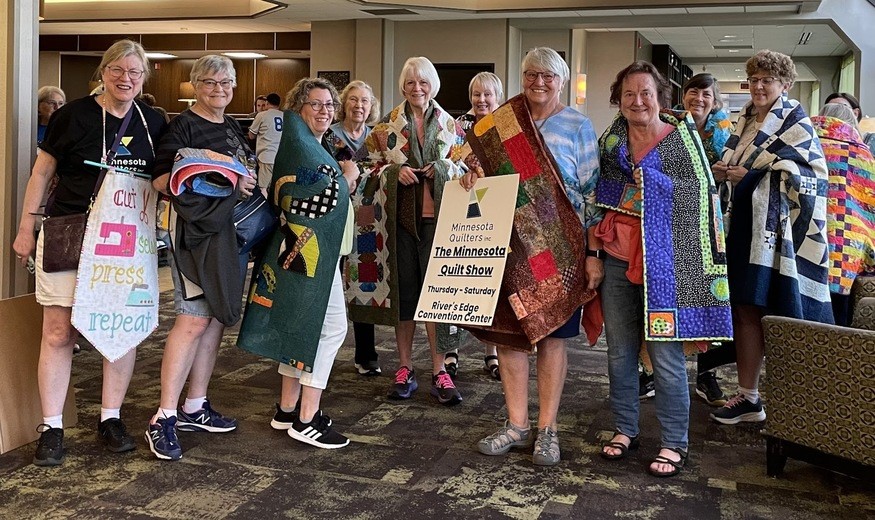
[761, 276, 875, 478]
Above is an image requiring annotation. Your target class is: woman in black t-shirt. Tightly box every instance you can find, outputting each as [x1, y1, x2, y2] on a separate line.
[12, 39, 166, 467]
[145, 55, 257, 462]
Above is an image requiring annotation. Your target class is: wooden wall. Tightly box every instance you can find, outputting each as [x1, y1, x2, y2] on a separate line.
[59, 56, 310, 116]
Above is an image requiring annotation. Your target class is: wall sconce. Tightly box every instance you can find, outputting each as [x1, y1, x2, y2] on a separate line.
[575, 73, 587, 105]
[88, 81, 103, 95]
[178, 82, 196, 107]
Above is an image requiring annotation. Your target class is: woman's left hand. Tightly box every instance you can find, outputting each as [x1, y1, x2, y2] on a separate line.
[726, 165, 749, 185]
[420, 162, 435, 179]
[239, 174, 257, 198]
[341, 160, 360, 192]
[585, 256, 604, 290]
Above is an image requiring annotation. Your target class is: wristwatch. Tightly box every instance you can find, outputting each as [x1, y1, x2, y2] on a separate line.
[586, 248, 605, 260]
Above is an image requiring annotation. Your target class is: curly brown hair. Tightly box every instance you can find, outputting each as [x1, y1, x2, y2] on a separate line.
[608, 61, 671, 109]
[284, 77, 339, 113]
[746, 49, 797, 85]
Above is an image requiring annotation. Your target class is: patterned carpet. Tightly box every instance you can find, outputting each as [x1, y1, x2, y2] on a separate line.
[1, 282, 874, 519]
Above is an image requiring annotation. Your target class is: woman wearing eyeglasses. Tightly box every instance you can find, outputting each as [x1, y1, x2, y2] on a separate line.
[36, 86, 66, 144]
[146, 55, 258, 461]
[710, 49, 832, 425]
[13, 39, 166, 466]
[350, 57, 466, 406]
[238, 78, 359, 448]
[469, 48, 602, 466]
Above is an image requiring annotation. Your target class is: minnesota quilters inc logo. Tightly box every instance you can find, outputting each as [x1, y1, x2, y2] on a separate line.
[466, 187, 488, 218]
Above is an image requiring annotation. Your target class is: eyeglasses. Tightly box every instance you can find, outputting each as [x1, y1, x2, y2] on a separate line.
[306, 101, 340, 112]
[198, 79, 235, 90]
[105, 66, 145, 80]
[40, 100, 64, 108]
[523, 70, 558, 83]
[746, 76, 780, 86]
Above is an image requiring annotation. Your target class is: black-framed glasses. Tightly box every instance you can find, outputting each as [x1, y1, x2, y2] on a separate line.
[198, 79, 235, 90]
[746, 76, 780, 86]
[306, 101, 340, 112]
[523, 70, 558, 83]
[106, 66, 145, 80]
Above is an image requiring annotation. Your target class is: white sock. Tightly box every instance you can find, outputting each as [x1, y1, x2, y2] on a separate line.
[43, 415, 63, 429]
[738, 386, 759, 403]
[183, 396, 206, 414]
[100, 408, 120, 423]
[152, 408, 178, 424]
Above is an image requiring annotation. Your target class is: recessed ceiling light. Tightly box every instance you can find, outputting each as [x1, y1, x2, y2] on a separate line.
[728, 49, 740, 53]
[723, 34, 737, 38]
[735, 69, 742, 72]
[223, 52, 267, 59]
[145, 52, 177, 59]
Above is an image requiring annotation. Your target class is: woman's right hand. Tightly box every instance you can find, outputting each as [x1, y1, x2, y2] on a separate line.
[12, 230, 35, 268]
[398, 165, 420, 186]
[459, 170, 479, 191]
[711, 161, 729, 183]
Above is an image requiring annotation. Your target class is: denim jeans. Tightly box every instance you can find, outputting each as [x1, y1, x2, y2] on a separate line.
[602, 254, 689, 450]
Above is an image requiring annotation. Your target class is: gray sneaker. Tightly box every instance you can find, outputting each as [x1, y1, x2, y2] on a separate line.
[532, 426, 560, 466]
[477, 420, 533, 455]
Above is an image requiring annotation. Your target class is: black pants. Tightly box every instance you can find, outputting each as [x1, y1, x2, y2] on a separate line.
[697, 342, 737, 374]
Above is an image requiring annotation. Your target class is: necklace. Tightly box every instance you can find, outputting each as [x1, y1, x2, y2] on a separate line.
[101, 97, 153, 164]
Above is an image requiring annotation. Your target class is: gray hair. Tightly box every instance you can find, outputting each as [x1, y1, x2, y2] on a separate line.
[337, 80, 380, 124]
[469, 72, 504, 102]
[522, 47, 569, 86]
[398, 57, 441, 98]
[97, 39, 151, 82]
[38, 85, 66, 105]
[284, 77, 339, 113]
[189, 55, 236, 86]
[819, 102, 860, 132]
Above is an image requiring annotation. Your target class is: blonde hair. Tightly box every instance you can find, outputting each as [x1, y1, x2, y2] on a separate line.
[336, 80, 380, 124]
[38, 86, 66, 105]
[469, 72, 504, 102]
[96, 40, 151, 82]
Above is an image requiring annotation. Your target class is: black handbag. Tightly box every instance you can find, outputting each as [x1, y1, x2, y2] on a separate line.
[233, 189, 278, 254]
[42, 107, 134, 273]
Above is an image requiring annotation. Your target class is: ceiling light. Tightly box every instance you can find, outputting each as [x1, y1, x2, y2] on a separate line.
[145, 52, 177, 59]
[798, 32, 812, 45]
[735, 69, 742, 72]
[723, 35, 737, 38]
[223, 52, 267, 59]
[728, 49, 740, 53]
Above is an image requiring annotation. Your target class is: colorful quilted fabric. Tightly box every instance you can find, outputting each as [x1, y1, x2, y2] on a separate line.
[596, 109, 733, 341]
[237, 111, 349, 372]
[723, 97, 833, 323]
[345, 99, 465, 349]
[461, 94, 597, 349]
[811, 115, 875, 296]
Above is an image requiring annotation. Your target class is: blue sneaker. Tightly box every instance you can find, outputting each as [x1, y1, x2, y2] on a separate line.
[145, 416, 182, 461]
[177, 399, 238, 433]
[387, 366, 418, 400]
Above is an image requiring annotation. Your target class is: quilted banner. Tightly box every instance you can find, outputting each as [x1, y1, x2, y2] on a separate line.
[71, 171, 159, 361]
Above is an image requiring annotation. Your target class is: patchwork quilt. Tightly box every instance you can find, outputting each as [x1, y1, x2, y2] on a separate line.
[723, 97, 833, 323]
[597, 110, 733, 341]
[811, 115, 875, 296]
[237, 111, 349, 372]
[461, 94, 595, 349]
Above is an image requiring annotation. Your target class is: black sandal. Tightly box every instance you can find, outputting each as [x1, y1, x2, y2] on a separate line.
[648, 447, 687, 477]
[444, 352, 459, 379]
[483, 355, 500, 381]
[600, 431, 640, 460]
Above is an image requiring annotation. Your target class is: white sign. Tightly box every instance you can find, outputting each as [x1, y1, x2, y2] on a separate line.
[415, 174, 519, 326]
[72, 171, 159, 362]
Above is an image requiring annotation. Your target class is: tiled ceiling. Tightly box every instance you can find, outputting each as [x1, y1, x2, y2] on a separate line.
[38, 0, 851, 81]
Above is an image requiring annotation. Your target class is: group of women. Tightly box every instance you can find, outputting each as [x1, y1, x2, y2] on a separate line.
[14, 39, 871, 478]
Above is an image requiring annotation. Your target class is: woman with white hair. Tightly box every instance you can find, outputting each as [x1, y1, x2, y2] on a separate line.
[444, 71, 504, 381]
[464, 47, 602, 466]
[349, 57, 466, 406]
[146, 54, 257, 461]
[36, 86, 65, 144]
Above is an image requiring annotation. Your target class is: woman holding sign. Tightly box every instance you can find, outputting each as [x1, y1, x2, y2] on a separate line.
[463, 48, 602, 466]
[12, 39, 166, 466]
[351, 57, 466, 406]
